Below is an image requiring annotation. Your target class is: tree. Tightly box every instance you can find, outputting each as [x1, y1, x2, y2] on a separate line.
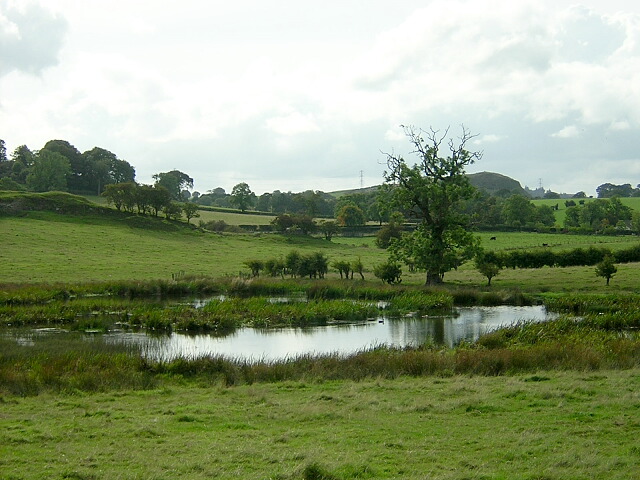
[163, 202, 183, 221]
[336, 204, 365, 227]
[475, 250, 503, 286]
[332, 260, 351, 279]
[147, 185, 172, 216]
[82, 147, 135, 194]
[502, 194, 536, 227]
[26, 150, 71, 192]
[383, 125, 481, 285]
[244, 259, 264, 277]
[318, 220, 340, 241]
[0, 139, 6, 162]
[10, 145, 35, 183]
[182, 202, 200, 224]
[595, 255, 617, 286]
[230, 182, 255, 213]
[373, 261, 402, 284]
[42, 140, 87, 193]
[153, 170, 194, 200]
[351, 257, 365, 280]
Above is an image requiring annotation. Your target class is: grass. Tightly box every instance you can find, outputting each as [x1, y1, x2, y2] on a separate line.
[0, 370, 638, 479]
[3, 208, 639, 293]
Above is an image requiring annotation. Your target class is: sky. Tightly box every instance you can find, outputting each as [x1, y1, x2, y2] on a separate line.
[2, 0, 640, 196]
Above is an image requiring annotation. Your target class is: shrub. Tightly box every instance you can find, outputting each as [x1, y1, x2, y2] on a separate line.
[373, 261, 402, 285]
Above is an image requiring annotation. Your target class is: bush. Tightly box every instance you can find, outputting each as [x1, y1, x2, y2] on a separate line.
[373, 261, 402, 285]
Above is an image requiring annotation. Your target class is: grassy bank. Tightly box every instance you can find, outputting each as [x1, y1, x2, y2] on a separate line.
[1, 370, 638, 479]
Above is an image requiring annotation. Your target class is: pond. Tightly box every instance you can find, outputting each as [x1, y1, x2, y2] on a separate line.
[97, 305, 555, 362]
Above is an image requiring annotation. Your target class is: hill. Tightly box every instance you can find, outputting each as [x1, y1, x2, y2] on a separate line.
[330, 172, 527, 197]
[466, 171, 528, 196]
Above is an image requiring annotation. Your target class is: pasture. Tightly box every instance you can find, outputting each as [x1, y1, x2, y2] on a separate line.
[1, 371, 638, 479]
[531, 196, 640, 225]
[2, 197, 640, 480]
[2, 209, 640, 291]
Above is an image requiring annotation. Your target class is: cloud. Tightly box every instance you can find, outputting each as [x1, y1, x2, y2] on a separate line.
[0, 2, 67, 77]
[552, 125, 581, 138]
[265, 112, 320, 136]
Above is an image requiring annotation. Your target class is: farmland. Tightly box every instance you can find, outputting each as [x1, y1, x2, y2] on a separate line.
[1, 193, 639, 480]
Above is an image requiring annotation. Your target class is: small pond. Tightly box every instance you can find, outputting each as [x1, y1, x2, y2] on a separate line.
[95, 305, 555, 362]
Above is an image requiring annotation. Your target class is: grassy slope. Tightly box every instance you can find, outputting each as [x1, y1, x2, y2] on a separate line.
[1, 371, 638, 479]
[532, 197, 640, 225]
[0, 211, 386, 283]
[2, 208, 639, 289]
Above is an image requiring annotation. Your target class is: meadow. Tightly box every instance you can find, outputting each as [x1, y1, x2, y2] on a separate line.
[2, 209, 639, 289]
[1, 194, 640, 479]
[1, 371, 638, 480]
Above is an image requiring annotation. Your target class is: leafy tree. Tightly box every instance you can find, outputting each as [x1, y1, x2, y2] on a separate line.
[26, 150, 71, 192]
[474, 250, 503, 286]
[182, 202, 200, 224]
[82, 147, 135, 194]
[318, 220, 340, 241]
[336, 204, 365, 227]
[264, 258, 286, 278]
[595, 255, 617, 285]
[230, 182, 255, 213]
[163, 202, 183, 221]
[502, 194, 536, 227]
[597, 183, 636, 198]
[42, 140, 87, 193]
[153, 170, 194, 200]
[285, 250, 302, 277]
[332, 260, 351, 279]
[351, 257, 365, 280]
[271, 214, 296, 233]
[0, 139, 6, 162]
[373, 261, 402, 284]
[375, 214, 404, 249]
[244, 259, 264, 277]
[383, 125, 481, 285]
[535, 204, 556, 227]
[10, 145, 35, 183]
[147, 185, 172, 216]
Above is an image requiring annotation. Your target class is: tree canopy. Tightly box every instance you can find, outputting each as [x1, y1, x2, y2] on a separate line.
[152, 170, 194, 200]
[230, 182, 255, 212]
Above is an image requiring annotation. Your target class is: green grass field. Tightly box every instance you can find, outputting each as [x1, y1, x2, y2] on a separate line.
[531, 196, 640, 225]
[2, 208, 639, 291]
[2, 193, 640, 480]
[1, 371, 638, 479]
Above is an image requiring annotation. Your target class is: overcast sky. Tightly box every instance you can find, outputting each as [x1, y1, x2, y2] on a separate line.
[2, 0, 640, 196]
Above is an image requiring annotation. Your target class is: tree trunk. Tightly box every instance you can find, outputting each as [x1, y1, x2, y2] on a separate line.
[426, 271, 443, 285]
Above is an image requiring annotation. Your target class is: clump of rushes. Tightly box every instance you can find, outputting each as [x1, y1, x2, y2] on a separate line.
[386, 291, 454, 314]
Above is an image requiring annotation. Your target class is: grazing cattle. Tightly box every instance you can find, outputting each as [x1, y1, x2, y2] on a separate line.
[490, 236, 497, 241]
[542, 243, 549, 247]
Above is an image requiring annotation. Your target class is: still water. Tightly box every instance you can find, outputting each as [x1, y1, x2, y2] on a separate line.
[103, 305, 554, 362]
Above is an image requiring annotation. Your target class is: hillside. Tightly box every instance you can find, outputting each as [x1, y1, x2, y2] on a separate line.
[466, 171, 528, 196]
[331, 171, 527, 197]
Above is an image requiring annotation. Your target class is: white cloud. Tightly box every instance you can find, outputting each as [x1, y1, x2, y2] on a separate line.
[0, 1, 67, 76]
[552, 125, 582, 138]
[2, 0, 640, 196]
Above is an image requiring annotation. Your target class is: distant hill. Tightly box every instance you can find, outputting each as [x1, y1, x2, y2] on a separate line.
[330, 171, 527, 197]
[467, 171, 528, 196]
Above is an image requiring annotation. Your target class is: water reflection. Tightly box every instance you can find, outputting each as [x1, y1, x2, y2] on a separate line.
[102, 305, 554, 362]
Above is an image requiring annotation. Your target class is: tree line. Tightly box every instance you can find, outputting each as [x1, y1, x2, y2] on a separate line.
[0, 139, 135, 195]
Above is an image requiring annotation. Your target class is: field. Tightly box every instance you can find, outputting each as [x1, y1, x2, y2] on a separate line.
[2, 209, 640, 289]
[1, 371, 638, 479]
[531, 196, 640, 225]
[2, 194, 640, 480]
